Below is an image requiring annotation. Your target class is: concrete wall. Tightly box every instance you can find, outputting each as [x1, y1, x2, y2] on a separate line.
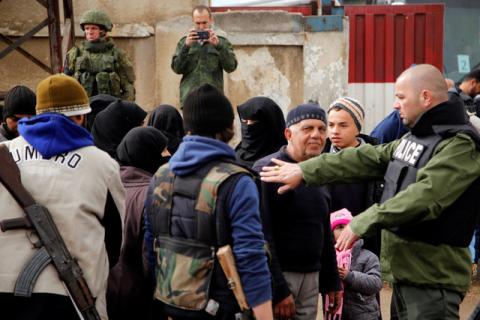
[0, 1, 349, 121]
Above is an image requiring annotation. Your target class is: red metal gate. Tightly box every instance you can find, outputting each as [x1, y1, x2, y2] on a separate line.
[344, 4, 444, 132]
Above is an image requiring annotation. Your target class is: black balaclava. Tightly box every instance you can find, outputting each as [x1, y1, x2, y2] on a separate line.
[147, 104, 185, 154]
[91, 99, 147, 158]
[235, 97, 286, 167]
[116, 127, 169, 175]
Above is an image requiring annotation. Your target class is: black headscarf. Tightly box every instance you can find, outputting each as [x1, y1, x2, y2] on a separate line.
[116, 127, 170, 174]
[147, 104, 185, 154]
[235, 97, 287, 167]
[87, 94, 117, 131]
[91, 100, 147, 158]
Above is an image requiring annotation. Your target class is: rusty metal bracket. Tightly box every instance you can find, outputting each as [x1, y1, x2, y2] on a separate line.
[0, 19, 48, 60]
[0, 0, 75, 78]
[0, 34, 52, 73]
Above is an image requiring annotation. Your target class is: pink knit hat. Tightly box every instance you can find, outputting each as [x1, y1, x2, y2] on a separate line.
[330, 208, 353, 231]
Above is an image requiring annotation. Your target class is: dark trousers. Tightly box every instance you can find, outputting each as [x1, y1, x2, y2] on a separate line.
[0, 292, 80, 320]
[153, 300, 243, 320]
[390, 283, 462, 320]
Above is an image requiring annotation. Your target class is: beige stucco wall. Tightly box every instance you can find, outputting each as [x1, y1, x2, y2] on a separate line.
[0, 1, 348, 119]
[0, 0, 207, 109]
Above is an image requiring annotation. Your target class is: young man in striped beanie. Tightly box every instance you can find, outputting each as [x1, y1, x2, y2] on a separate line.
[326, 96, 383, 256]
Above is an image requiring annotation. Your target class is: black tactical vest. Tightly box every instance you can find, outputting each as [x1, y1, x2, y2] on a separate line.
[147, 160, 253, 318]
[382, 124, 480, 247]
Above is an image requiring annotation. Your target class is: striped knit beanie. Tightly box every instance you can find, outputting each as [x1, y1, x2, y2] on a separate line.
[328, 97, 365, 132]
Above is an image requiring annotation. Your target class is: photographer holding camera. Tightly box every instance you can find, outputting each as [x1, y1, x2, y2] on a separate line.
[171, 5, 238, 107]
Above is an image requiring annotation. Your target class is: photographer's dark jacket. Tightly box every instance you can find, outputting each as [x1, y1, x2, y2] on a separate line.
[171, 35, 237, 106]
[299, 98, 480, 293]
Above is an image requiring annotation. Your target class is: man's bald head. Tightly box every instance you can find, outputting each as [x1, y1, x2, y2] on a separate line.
[397, 64, 448, 103]
[394, 64, 448, 128]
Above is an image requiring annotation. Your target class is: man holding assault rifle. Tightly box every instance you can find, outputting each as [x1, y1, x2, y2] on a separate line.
[0, 74, 125, 320]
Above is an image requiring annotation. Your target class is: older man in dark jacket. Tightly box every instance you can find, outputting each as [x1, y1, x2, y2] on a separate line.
[253, 103, 341, 320]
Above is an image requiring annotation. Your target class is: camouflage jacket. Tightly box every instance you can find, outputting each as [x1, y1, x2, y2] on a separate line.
[171, 35, 237, 106]
[64, 37, 135, 101]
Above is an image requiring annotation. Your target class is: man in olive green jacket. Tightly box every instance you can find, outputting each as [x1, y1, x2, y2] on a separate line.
[171, 5, 237, 107]
[260, 64, 480, 320]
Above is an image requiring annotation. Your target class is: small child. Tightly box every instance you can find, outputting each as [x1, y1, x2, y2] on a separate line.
[326, 209, 382, 320]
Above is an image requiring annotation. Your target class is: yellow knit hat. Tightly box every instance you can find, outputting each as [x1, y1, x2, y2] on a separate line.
[36, 74, 91, 116]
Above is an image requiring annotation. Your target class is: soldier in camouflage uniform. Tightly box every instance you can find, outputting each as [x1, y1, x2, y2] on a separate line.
[144, 84, 273, 320]
[64, 9, 136, 101]
[172, 5, 237, 107]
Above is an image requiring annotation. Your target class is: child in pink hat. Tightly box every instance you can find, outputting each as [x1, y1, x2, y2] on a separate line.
[325, 208, 382, 320]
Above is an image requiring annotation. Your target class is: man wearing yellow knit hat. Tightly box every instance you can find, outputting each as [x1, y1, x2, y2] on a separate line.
[0, 74, 125, 319]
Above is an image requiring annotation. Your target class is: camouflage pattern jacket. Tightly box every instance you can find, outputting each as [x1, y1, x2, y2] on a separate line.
[64, 37, 135, 101]
[144, 135, 272, 315]
[171, 36, 237, 106]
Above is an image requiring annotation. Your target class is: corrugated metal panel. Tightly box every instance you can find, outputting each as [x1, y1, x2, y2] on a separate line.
[345, 4, 444, 133]
[348, 83, 395, 133]
[345, 4, 444, 83]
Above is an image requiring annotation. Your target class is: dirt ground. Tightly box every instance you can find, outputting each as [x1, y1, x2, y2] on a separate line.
[379, 279, 480, 319]
[317, 277, 480, 319]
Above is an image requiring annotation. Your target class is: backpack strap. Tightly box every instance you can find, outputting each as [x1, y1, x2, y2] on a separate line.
[196, 162, 252, 243]
[151, 161, 253, 244]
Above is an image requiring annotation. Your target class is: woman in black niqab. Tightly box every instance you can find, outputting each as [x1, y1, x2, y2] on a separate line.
[147, 104, 185, 154]
[91, 99, 147, 158]
[116, 127, 170, 174]
[235, 97, 286, 168]
[87, 94, 117, 132]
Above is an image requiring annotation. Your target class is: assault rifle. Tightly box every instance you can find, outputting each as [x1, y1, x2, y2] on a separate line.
[0, 145, 101, 320]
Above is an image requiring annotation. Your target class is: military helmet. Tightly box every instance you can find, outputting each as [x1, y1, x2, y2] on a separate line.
[80, 9, 113, 32]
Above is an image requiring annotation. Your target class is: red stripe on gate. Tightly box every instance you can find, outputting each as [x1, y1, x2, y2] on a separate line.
[345, 4, 444, 84]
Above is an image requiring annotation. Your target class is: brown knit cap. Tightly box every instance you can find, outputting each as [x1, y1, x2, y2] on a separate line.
[36, 74, 91, 116]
